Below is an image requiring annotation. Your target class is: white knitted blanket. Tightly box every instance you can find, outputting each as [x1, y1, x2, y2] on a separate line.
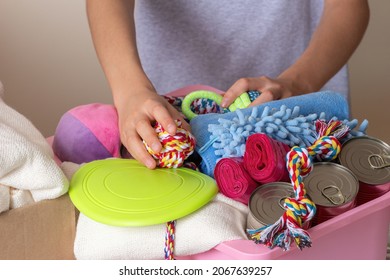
[0, 81, 68, 213]
[61, 162, 249, 260]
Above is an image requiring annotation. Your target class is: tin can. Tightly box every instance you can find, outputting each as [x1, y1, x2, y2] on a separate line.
[247, 182, 295, 230]
[303, 162, 359, 225]
[338, 136, 390, 205]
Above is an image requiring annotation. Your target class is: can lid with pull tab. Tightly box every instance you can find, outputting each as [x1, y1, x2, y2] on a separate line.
[247, 182, 294, 229]
[339, 136, 390, 185]
[303, 162, 359, 208]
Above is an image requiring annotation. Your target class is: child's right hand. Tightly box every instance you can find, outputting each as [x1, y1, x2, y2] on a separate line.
[115, 87, 190, 169]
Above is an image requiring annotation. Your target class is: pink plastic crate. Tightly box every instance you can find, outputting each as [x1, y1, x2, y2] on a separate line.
[166, 85, 390, 260]
[48, 136, 390, 260]
[178, 189, 390, 260]
[48, 84, 390, 260]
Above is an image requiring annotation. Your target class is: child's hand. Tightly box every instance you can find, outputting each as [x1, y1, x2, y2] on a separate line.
[115, 87, 190, 169]
[221, 76, 300, 108]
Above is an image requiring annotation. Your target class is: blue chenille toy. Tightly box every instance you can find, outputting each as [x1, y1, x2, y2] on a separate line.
[189, 91, 368, 177]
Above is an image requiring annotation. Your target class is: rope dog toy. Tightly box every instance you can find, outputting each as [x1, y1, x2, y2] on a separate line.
[181, 90, 261, 120]
[144, 120, 196, 168]
[144, 119, 196, 260]
[247, 120, 350, 250]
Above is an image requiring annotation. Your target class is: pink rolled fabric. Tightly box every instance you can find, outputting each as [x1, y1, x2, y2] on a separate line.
[214, 157, 258, 205]
[243, 133, 290, 184]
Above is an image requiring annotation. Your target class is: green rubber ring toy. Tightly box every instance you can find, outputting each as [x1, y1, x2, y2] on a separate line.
[181, 90, 260, 120]
[181, 90, 223, 121]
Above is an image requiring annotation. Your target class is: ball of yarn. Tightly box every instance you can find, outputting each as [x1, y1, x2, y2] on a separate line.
[144, 120, 196, 168]
[53, 103, 121, 164]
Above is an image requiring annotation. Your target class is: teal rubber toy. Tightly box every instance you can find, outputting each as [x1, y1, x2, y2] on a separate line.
[69, 158, 218, 227]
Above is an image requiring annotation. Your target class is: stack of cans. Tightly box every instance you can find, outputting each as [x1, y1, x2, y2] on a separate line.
[339, 136, 390, 205]
[246, 136, 390, 229]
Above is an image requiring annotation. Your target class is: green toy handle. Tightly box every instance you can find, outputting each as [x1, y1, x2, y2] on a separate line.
[181, 90, 223, 120]
[181, 90, 261, 120]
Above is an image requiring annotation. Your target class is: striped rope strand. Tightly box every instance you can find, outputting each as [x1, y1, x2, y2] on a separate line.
[164, 221, 176, 260]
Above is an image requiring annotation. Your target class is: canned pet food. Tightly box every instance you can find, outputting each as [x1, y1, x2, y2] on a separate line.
[339, 136, 390, 205]
[247, 182, 295, 230]
[303, 162, 359, 225]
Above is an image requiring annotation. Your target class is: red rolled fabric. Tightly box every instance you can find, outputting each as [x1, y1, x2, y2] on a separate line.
[214, 157, 258, 205]
[243, 133, 290, 183]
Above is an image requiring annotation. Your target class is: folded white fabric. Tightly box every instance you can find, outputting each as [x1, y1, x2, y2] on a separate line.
[9, 187, 35, 209]
[0, 184, 10, 213]
[74, 193, 248, 260]
[0, 81, 69, 213]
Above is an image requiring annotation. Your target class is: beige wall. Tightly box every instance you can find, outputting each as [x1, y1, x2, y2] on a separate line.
[0, 0, 111, 137]
[349, 1, 390, 143]
[0, 0, 389, 143]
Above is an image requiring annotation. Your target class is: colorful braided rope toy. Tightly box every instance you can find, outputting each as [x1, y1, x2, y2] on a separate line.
[164, 220, 176, 260]
[181, 90, 261, 120]
[247, 120, 350, 250]
[144, 119, 196, 168]
[144, 119, 197, 260]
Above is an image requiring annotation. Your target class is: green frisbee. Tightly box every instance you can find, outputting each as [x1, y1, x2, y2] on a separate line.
[69, 158, 218, 227]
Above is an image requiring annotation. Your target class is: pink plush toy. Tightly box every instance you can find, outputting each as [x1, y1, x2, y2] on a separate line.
[52, 103, 121, 164]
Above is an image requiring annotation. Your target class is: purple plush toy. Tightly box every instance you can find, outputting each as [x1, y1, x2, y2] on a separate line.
[52, 103, 122, 164]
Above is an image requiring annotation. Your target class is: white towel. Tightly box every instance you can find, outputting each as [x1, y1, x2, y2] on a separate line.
[0, 184, 10, 213]
[74, 194, 248, 260]
[61, 161, 249, 260]
[0, 81, 69, 213]
[9, 188, 35, 209]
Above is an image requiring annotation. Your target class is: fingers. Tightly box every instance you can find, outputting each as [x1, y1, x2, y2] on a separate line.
[221, 78, 257, 108]
[124, 109, 170, 169]
[223, 76, 295, 108]
[122, 129, 157, 169]
[249, 89, 275, 106]
[136, 118, 162, 153]
[152, 101, 178, 135]
[120, 97, 191, 169]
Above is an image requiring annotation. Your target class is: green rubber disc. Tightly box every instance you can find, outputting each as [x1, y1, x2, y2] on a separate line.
[69, 158, 218, 227]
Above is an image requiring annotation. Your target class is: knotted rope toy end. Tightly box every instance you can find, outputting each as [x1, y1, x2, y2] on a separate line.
[144, 119, 196, 168]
